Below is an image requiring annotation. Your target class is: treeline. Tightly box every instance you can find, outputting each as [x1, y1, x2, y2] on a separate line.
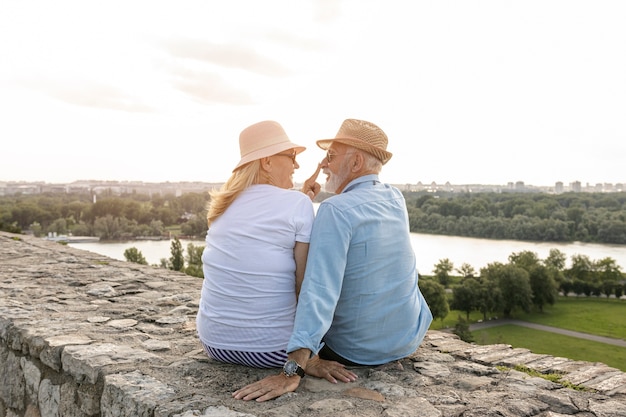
[0, 191, 210, 239]
[418, 249, 625, 342]
[405, 191, 626, 244]
[2, 190, 626, 245]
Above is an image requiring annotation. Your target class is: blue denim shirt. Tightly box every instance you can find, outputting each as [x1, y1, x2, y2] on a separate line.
[287, 175, 433, 365]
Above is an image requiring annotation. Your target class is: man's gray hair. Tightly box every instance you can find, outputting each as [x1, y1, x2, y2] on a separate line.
[359, 149, 383, 173]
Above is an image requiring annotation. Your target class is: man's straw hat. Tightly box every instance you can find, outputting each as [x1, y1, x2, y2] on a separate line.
[233, 120, 305, 171]
[316, 119, 392, 165]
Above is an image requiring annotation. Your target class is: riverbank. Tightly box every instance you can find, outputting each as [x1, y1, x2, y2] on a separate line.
[44, 234, 100, 243]
[68, 232, 626, 276]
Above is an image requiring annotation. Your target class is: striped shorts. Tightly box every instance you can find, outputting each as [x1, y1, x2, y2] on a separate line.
[200, 341, 287, 369]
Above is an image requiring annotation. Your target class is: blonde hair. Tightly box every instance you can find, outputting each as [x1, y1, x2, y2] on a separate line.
[207, 161, 261, 226]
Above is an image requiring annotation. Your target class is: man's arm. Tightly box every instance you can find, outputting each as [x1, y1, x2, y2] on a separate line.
[232, 348, 357, 402]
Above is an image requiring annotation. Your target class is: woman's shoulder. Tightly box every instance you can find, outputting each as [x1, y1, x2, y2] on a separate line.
[245, 185, 312, 205]
[267, 185, 311, 200]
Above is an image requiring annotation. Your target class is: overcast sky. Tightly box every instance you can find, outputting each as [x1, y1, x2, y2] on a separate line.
[1, 0, 625, 187]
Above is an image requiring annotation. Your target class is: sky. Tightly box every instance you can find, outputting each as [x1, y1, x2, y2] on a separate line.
[1, 0, 625, 187]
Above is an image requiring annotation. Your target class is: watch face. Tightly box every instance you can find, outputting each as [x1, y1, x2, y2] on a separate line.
[284, 360, 298, 375]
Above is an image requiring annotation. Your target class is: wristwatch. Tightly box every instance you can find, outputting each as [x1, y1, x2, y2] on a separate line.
[282, 359, 305, 378]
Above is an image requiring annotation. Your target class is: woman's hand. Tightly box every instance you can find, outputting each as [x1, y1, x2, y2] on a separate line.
[233, 373, 301, 402]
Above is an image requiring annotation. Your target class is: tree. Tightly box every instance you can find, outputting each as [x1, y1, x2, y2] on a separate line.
[475, 266, 503, 321]
[453, 315, 474, 343]
[169, 237, 185, 271]
[528, 265, 558, 312]
[184, 242, 204, 278]
[595, 257, 622, 282]
[148, 220, 165, 237]
[508, 250, 540, 270]
[47, 218, 68, 236]
[481, 263, 532, 317]
[595, 257, 622, 297]
[497, 264, 533, 316]
[451, 278, 478, 320]
[181, 214, 208, 238]
[567, 254, 594, 283]
[29, 221, 43, 237]
[124, 247, 148, 265]
[93, 215, 121, 240]
[419, 279, 449, 325]
[0, 220, 21, 234]
[544, 248, 567, 271]
[544, 248, 567, 291]
[456, 263, 476, 279]
[509, 250, 557, 312]
[433, 258, 454, 288]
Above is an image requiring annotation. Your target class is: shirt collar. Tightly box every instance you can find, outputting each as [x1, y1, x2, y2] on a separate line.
[342, 174, 380, 193]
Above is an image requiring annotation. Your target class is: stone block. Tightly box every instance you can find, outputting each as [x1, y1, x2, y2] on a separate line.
[101, 371, 176, 417]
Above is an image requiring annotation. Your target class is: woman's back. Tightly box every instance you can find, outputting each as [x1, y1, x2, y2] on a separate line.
[197, 185, 314, 352]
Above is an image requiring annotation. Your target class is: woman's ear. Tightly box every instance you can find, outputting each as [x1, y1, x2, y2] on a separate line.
[260, 157, 272, 172]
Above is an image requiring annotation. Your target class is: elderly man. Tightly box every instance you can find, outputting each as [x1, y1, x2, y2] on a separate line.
[234, 119, 433, 402]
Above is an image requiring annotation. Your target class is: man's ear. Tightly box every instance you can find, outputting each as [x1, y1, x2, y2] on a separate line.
[351, 152, 364, 172]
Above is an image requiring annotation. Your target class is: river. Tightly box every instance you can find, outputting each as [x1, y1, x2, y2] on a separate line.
[69, 234, 626, 274]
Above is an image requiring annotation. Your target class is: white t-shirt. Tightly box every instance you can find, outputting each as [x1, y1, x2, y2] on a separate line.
[196, 185, 314, 352]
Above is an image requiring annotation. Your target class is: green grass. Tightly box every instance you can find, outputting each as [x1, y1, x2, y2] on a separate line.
[515, 297, 626, 340]
[474, 325, 626, 372]
[429, 296, 626, 372]
[430, 296, 626, 338]
[164, 225, 182, 236]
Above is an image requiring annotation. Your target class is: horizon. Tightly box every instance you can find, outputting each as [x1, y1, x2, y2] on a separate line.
[2, 176, 624, 190]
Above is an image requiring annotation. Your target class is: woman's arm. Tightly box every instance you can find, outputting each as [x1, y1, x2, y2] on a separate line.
[293, 241, 309, 300]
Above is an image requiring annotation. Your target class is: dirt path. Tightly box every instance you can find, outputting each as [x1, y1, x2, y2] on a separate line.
[469, 318, 626, 348]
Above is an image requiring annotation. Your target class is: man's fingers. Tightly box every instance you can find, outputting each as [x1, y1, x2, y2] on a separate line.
[301, 163, 322, 200]
[307, 163, 322, 183]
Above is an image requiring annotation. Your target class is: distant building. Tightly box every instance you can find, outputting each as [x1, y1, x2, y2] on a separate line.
[2, 179, 624, 197]
[555, 182, 564, 194]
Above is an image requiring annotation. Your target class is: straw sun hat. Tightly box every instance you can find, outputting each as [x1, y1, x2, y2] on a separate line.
[233, 120, 305, 171]
[316, 119, 393, 165]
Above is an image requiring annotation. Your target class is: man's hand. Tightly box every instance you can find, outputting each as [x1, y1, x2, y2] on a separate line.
[232, 373, 301, 402]
[304, 355, 358, 384]
[301, 163, 322, 200]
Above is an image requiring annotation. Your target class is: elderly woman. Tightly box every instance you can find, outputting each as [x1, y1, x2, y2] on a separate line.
[196, 120, 316, 369]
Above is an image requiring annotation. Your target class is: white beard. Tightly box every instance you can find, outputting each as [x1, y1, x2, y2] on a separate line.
[325, 162, 352, 194]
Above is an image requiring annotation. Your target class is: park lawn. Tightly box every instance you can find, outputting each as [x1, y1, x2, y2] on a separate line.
[430, 296, 626, 341]
[514, 297, 626, 340]
[473, 324, 626, 372]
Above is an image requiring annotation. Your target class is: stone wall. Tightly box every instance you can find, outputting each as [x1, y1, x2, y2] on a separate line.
[1, 231, 625, 417]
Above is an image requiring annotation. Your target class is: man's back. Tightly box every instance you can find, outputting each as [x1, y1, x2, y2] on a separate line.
[289, 175, 433, 365]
